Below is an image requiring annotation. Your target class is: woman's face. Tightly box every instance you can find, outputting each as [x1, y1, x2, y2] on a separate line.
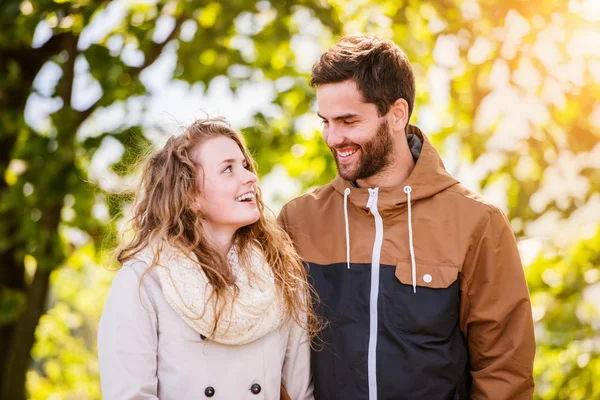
[192, 136, 260, 235]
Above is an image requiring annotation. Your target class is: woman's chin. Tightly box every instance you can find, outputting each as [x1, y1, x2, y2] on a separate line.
[235, 212, 261, 230]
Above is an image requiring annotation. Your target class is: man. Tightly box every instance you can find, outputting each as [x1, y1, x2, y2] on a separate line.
[278, 34, 535, 400]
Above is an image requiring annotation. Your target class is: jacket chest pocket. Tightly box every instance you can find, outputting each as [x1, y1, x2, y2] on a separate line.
[388, 262, 460, 337]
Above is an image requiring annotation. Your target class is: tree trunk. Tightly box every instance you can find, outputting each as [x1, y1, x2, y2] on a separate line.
[0, 33, 71, 399]
[0, 116, 23, 400]
[1, 267, 52, 400]
[0, 246, 24, 398]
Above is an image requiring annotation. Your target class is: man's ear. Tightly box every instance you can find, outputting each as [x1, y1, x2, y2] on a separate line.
[389, 98, 409, 134]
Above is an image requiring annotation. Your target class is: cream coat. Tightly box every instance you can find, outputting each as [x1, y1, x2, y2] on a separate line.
[98, 260, 313, 400]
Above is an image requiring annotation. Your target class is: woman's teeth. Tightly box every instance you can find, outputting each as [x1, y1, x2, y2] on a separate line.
[235, 193, 255, 202]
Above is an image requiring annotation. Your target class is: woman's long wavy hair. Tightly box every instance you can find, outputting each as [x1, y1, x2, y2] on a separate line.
[117, 118, 321, 340]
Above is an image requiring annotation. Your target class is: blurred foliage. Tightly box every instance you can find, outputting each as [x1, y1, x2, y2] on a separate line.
[529, 228, 600, 399]
[0, 0, 598, 399]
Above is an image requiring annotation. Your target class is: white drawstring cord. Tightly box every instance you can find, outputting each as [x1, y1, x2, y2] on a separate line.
[404, 186, 417, 293]
[343, 188, 351, 269]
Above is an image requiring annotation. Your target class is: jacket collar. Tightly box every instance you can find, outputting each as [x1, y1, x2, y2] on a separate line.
[331, 125, 458, 213]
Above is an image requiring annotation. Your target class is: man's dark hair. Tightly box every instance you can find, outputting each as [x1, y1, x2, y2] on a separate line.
[310, 34, 416, 120]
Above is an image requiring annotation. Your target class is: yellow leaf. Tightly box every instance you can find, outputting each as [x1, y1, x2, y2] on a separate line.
[200, 49, 217, 66]
[198, 3, 221, 28]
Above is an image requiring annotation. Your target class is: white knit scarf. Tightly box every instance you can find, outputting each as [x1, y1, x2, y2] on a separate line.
[136, 242, 285, 345]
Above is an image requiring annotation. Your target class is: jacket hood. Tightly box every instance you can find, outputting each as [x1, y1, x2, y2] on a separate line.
[331, 125, 458, 212]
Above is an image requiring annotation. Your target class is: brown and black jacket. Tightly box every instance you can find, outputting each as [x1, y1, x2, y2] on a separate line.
[278, 125, 535, 400]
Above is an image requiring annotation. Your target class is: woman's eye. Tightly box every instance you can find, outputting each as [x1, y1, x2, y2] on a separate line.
[223, 166, 232, 173]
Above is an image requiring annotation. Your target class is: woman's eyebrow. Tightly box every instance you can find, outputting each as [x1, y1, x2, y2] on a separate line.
[217, 157, 246, 166]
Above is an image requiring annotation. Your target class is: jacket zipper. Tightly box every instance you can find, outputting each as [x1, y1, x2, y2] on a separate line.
[367, 188, 383, 400]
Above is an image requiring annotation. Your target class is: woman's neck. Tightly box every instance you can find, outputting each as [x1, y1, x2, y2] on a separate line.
[201, 222, 235, 255]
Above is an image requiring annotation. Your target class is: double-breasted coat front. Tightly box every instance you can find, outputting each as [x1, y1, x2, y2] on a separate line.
[98, 260, 313, 399]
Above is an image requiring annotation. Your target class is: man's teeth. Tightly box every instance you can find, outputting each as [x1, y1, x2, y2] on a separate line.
[235, 193, 255, 202]
[338, 149, 358, 157]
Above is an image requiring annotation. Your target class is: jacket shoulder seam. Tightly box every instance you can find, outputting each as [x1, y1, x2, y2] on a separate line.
[281, 185, 334, 212]
[444, 186, 504, 216]
[292, 184, 332, 201]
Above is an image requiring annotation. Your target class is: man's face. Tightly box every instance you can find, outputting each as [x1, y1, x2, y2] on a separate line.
[316, 80, 394, 182]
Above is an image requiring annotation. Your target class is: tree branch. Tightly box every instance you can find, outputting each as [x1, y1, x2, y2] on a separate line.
[60, 33, 78, 110]
[138, 15, 187, 72]
[76, 14, 187, 128]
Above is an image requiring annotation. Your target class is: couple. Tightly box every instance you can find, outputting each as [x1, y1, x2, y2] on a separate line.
[98, 34, 536, 399]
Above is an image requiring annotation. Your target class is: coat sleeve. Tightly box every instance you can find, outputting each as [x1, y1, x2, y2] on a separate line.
[460, 209, 536, 399]
[97, 261, 159, 399]
[281, 317, 314, 400]
[279, 202, 314, 399]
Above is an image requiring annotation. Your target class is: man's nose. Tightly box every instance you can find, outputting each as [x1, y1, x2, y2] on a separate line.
[325, 125, 344, 148]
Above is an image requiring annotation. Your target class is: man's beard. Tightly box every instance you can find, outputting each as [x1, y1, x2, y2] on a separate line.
[332, 119, 395, 182]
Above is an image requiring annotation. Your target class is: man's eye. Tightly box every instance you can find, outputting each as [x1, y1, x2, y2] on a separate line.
[321, 120, 329, 125]
[343, 120, 356, 125]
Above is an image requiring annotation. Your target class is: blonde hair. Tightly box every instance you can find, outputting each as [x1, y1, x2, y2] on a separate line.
[117, 118, 321, 339]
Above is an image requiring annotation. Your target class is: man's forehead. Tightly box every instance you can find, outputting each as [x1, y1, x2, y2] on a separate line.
[316, 81, 362, 101]
[315, 81, 377, 119]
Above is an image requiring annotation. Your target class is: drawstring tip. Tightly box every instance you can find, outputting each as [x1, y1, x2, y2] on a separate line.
[413, 285, 417, 294]
[344, 188, 351, 272]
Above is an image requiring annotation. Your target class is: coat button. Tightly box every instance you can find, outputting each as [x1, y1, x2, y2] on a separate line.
[250, 383, 261, 394]
[204, 386, 215, 397]
[423, 274, 432, 283]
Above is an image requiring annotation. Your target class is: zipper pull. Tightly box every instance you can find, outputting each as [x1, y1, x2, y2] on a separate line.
[366, 188, 378, 209]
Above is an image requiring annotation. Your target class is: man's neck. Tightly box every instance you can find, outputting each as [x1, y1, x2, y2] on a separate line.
[356, 143, 416, 188]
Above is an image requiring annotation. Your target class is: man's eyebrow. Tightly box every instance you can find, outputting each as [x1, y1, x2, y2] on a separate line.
[317, 112, 361, 121]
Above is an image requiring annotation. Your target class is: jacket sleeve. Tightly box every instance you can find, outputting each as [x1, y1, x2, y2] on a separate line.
[277, 203, 293, 239]
[281, 317, 314, 400]
[97, 261, 159, 399]
[460, 209, 536, 399]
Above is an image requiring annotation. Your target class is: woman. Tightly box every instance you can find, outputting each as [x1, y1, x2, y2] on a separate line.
[98, 118, 319, 399]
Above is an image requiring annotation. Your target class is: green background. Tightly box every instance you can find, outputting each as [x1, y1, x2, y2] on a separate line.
[1, 0, 599, 398]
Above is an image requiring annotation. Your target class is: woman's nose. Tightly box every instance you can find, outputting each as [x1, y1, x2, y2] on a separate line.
[243, 168, 257, 185]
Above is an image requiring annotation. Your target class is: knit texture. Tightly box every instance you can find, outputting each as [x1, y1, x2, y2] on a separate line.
[136, 242, 285, 345]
